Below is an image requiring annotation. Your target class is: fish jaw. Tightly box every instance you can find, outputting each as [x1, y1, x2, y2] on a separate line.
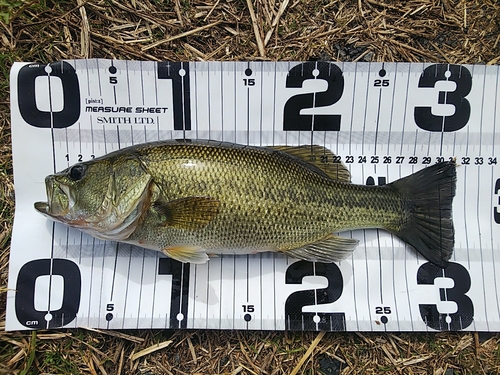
[35, 175, 72, 222]
[35, 174, 97, 229]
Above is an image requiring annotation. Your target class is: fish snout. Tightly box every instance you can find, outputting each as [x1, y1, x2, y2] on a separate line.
[36, 176, 70, 218]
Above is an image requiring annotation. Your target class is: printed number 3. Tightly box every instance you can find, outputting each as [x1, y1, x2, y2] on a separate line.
[417, 262, 474, 331]
[414, 64, 472, 132]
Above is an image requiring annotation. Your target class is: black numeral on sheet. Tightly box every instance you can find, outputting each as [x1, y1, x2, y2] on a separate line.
[157, 62, 191, 131]
[417, 262, 474, 331]
[17, 62, 81, 128]
[283, 62, 344, 131]
[414, 64, 472, 132]
[284, 261, 345, 331]
[15, 258, 81, 329]
[494, 178, 500, 224]
[158, 258, 190, 329]
[374, 79, 389, 87]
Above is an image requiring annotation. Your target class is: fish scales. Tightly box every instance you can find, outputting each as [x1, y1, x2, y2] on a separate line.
[35, 139, 456, 266]
[130, 141, 401, 250]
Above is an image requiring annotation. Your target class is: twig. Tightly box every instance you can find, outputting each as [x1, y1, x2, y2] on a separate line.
[81, 327, 144, 344]
[204, 0, 221, 22]
[246, 0, 266, 57]
[130, 340, 173, 361]
[264, 0, 289, 46]
[174, 0, 184, 27]
[290, 331, 326, 375]
[390, 39, 437, 60]
[77, 0, 91, 57]
[142, 20, 222, 51]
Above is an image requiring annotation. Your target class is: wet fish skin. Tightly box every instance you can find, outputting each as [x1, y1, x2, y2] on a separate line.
[35, 139, 456, 266]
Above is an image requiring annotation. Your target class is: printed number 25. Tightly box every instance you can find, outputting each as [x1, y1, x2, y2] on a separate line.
[283, 62, 344, 132]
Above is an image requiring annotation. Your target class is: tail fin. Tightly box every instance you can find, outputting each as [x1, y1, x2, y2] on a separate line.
[389, 161, 456, 267]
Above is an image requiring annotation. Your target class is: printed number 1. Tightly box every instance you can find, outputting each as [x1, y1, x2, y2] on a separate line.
[157, 62, 191, 131]
[157, 258, 190, 329]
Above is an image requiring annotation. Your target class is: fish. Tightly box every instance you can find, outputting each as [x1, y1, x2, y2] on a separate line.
[34, 139, 456, 267]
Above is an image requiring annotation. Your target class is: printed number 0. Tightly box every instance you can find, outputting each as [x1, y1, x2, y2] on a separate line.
[15, 258, 81, 329]
[283, 62, 344, 132]
[414, 64, 472, 132]
[17, 62, 81, 128]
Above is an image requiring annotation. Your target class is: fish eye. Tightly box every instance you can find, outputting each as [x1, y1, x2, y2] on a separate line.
[68, 164, 86, 181]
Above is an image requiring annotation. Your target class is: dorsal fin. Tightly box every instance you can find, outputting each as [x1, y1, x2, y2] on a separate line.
[269, 145, 351, 182]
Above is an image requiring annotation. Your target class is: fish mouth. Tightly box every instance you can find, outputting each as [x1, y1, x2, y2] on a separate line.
[34, 176, 70, 219]
[34, 201, 50, 215]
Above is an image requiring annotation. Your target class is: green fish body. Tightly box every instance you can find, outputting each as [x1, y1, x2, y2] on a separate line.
[35, 139, 456, 267]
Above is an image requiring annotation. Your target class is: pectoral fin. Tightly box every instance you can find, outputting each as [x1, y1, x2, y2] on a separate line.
[154, 197, 220, 230]
[163, 246, 210, 264]
[284, 234, 359, 263]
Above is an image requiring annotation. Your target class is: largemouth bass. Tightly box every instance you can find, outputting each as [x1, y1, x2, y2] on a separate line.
[35, 139, 456, 267]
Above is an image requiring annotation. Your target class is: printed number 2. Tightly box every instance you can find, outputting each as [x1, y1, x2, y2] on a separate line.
[283, 62, 344, 131]
[414, 64, 472, 132]
[284, 261, 345, 331]
[417, 262, 474, 331]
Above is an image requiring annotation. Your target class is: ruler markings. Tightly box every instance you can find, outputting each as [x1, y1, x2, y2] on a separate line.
[7, 60, 500, 331]
[121, 246, 132, 329]
[490, 66, 500, 322]
[259, 61, 263, 146]
[220, 61, 224, 141]
[151, 252, 159, 327]
[45, 63, 58, 330]
[476, 65, 488, 329]
[208, 63, 212, 139]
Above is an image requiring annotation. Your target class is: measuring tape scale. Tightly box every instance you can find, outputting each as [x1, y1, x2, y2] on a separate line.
[7, 60, 500, 332]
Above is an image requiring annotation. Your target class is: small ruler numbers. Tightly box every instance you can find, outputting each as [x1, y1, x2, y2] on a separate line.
[6, 59, 499, 332]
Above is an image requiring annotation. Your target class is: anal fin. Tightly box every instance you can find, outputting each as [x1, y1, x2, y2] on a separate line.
[163, 246, 210, 264]
[284, 234, 359, 263]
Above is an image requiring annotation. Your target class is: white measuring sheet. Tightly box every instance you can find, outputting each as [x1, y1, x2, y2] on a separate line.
[7, 60, 500, 331]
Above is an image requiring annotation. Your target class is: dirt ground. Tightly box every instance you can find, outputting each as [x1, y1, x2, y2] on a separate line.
[1, 0, 499, 374]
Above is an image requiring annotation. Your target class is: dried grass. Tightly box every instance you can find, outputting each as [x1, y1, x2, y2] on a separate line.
[1, 0, 500, 374]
